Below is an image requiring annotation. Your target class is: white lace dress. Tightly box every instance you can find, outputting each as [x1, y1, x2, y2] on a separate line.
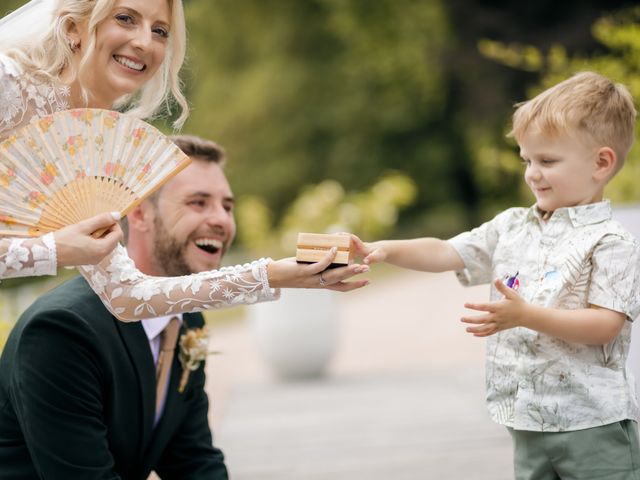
[0, 54, 279, 320]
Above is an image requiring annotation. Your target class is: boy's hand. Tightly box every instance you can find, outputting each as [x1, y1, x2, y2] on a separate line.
[350, 234, 386, 265]
[461, 278, 528, 337]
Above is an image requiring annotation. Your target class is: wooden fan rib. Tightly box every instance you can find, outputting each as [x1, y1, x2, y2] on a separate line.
[118, 115, 142, 187]
[102, 112, 120, 186]
[136, 140, 175, 184]
[120, 152, 191, 216]
[128, 138, 154, 188]
[104, 177, 137, 212]
[133, 140, 184, 188]
[64, 113, 95, 223]
[70, 114, 92, 224]
[36, 177, 132, 230]
[109, 114, 130, 187]
[32, 120, 75, 185]
[126, 137, 162, 194]
[1, 146, 53, 202]
[97, 177, 116, 214]
[0, 204, 42, 224]
[7, 139, 59, 201]
[0, 229, 43, 237]
[86, 114, 101, 221]
[33, 119, 84, 224]
[135, 149, 190, 200]
[18, 125, 69, 195]
[59, 114, 90, 223]
[38, 195, 79, 228]
[0, 216, 41, 228]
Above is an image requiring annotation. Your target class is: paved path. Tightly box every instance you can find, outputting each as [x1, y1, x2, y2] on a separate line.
[205, 270, 514, 479]
[216, 370, 512, 479]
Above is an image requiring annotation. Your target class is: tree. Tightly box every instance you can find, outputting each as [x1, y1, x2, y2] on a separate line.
[477, 5, 640, 205]
[183, 0, 477, 239]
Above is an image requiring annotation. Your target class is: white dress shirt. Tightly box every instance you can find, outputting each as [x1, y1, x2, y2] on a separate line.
[141, 314, 183, 426]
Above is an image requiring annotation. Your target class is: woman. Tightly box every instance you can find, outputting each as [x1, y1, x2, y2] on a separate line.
[0, 0, 368, 320]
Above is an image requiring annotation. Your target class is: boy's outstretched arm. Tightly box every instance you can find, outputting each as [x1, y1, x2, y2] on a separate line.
[351, 235, 465, 272]
[461, 279, 626, 345]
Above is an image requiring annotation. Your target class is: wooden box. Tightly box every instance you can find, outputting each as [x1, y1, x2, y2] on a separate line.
[296, 233, 353, 266]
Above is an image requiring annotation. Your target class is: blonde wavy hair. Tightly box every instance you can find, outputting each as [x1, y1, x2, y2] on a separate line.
[509, 71, 636, 169]
[5, 0, 188, 128]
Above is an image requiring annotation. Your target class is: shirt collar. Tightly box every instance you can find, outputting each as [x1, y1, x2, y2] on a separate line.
[141, 314, 184, 342]
[526, 200, 612, 227]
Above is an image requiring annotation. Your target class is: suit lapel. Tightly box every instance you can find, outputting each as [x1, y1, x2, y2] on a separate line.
[115, 320, 156, 451]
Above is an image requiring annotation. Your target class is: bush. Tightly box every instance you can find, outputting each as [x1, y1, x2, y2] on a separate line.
[478, 6, 640, 205]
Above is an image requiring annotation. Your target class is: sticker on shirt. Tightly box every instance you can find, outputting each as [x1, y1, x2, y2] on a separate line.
[532, 270, 564, 306]
[543, 270, 561, 285]
[542, 270, 562, 291]
[503, 271, 520, 291]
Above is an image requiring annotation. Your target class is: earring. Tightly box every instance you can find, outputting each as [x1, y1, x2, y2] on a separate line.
[69, 41, 80, 52]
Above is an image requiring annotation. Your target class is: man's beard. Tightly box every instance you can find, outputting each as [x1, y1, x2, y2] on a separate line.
[152, 215, 197, 276]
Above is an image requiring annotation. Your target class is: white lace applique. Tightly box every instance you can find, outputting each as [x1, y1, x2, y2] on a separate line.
[0, 54, 70, 141]
[78, 245, 280, 322]
[0, 233, 57, 280]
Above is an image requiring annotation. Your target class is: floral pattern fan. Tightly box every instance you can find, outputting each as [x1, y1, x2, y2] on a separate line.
[0, 108, 190, 236]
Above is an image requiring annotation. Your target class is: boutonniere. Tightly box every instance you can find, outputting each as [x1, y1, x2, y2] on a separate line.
[178, 327, 218, 393]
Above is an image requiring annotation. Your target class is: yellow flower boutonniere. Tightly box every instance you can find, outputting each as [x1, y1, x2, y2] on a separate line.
[178, 327, 217, 393]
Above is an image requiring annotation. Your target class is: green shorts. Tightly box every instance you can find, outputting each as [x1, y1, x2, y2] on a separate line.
[508, 420, 640, 480]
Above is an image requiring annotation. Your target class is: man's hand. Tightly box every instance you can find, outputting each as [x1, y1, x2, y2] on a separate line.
[461, 278, 528, 337]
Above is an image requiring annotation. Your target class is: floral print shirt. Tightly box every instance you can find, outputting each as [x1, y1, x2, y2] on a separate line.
[449, 201, 640, 432]
[0, 53, 280, 320]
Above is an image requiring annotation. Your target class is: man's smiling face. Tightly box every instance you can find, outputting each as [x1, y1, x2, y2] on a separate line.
[149, 159, 236, 276]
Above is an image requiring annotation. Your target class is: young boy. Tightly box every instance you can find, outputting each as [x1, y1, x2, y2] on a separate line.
[353, 71, 640, 479]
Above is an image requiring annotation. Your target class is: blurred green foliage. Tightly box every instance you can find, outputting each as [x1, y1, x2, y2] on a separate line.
[183, 0, 478, 240]
[237, 172, 417, 256]
[181, 0, 636, 246]
[478, 6, 640, 205]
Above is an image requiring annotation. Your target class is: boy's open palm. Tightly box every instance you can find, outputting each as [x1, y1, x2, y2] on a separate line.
[461, 279, 528, 337]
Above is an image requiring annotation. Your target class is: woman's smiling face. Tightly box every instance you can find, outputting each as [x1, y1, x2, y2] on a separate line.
[72, 0, 171, 107]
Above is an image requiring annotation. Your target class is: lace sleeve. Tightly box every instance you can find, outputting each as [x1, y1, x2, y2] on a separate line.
[0, 53, 70, 142]
[78, 244, 280, 322]
[0, 233, 57, 279]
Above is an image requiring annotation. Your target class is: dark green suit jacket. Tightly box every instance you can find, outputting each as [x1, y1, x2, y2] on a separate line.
[0, 276, 228, 479]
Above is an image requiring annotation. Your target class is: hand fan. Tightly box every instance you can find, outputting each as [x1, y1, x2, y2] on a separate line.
[0, 108, 191, 236]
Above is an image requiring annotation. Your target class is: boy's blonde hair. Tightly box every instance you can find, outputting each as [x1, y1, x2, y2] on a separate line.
[4, 0, 188, 128]
[509, 71, 636, 170]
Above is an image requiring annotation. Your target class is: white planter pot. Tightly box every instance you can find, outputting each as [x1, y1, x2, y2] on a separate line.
[249, 289, 339, 380]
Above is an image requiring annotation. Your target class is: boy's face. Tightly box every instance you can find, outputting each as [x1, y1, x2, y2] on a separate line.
[519, 129, 604, 213]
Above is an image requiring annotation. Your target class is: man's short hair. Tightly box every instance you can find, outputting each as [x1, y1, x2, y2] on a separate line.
[148, 135, 227, 203]
[168, 135, 226, 166]
[509, 71, 636, 169]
